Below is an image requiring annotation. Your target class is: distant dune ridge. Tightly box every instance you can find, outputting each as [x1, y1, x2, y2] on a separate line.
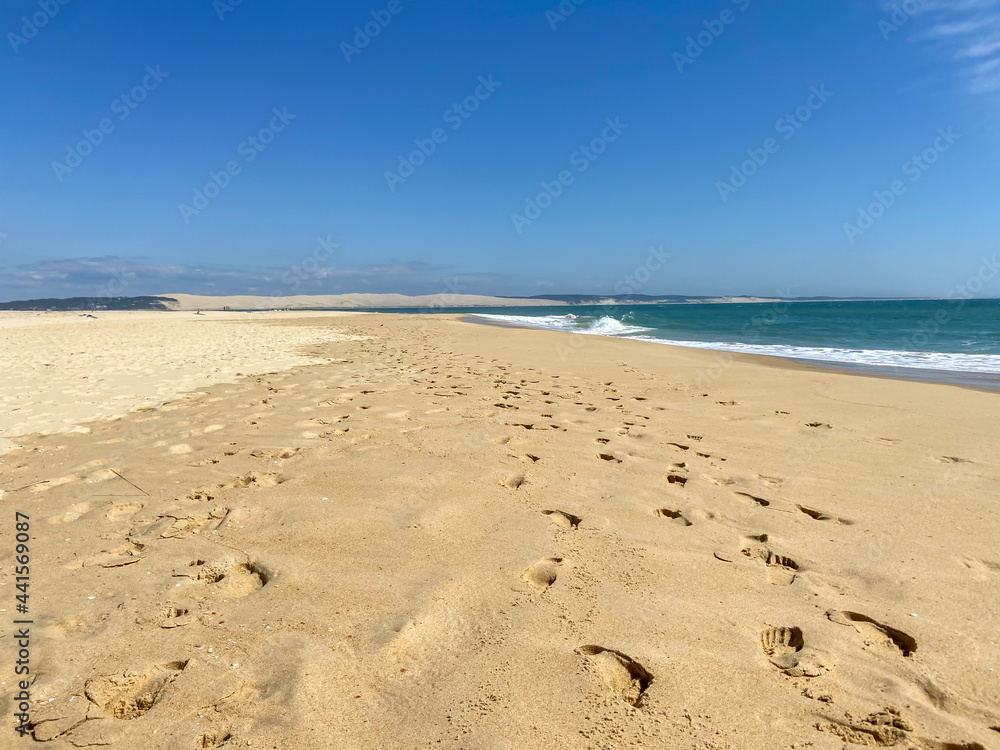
[161, 292, 568, 310]
[161, 293, 788, 311]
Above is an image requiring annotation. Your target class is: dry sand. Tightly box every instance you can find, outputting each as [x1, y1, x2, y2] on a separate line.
[0, 311, 364, 455]
[1, 312, 998, 749]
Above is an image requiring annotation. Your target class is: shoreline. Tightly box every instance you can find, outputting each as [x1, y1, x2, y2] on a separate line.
[464, 313, 1000, 392]
[3, 308, 996, 456]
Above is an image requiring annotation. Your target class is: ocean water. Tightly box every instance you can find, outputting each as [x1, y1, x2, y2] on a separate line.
[372, 299, 1000, 377]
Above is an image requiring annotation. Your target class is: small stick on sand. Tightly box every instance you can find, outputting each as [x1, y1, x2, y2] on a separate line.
[110, 469, 150, 497]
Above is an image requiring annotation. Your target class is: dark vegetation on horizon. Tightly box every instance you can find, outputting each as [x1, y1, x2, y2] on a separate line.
[0, 296, 177, 311]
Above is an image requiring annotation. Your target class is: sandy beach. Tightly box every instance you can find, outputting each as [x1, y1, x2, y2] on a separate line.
[1, 311, 997, 749]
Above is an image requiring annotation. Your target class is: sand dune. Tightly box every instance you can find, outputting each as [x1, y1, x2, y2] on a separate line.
[161, 292, 566, 311]
[1, 312, 998, 749]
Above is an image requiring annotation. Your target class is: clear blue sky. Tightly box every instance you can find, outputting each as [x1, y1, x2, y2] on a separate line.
[1, 0, 998, 300]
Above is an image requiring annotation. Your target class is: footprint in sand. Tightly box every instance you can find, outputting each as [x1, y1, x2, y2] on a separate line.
[48, 502, 93, 524]
[760, 626, 803, 667]
[199, 730, 234, 748]
[960, 558, 1000, 579]
[521, 557, 563, 591]
[655, 508, 692, 526]
[826, 610, 917, 657]
[66, 540, 146, 571]
[665, 473, 688, 486]
[188, 457, 220, 467]
[158, 606, 196, 629]
[249, 447, 301, 462]
[135, 506, 231, 541]
[185, 487, 216, 502]
[759, 625, 830, 677]
[597, 453, 622, 463]
[937, 455, 973, 464]
[500, 474, 526, 490]
[806, 422, 833, 429]
[176, 559, 270, 600]
[576, 645, 653, 706]
[797, 505, 853, 525]
[224, 471, 285, 489]
[704, 475, 736, 486]
[734, 491, 770, 508]
[106, 501, 144, 521]
[740, 534, 799, 585]
[85, 660, 188, 720]
[542, 510, 582, 529]
[815, 708, 913, 747]
[757, 474, 784, 488]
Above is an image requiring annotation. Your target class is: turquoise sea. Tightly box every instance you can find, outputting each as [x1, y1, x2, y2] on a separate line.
[368, 299, 1000, 383]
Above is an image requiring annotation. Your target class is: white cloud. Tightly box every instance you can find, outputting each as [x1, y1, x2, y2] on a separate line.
[0, 257, 540, 302]
[896, 0, 1000, 95]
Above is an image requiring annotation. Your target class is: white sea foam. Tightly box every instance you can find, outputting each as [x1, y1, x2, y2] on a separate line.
[473, 314, 1000, 374]
[474, 313, 650, 336]
[646, 339, 1000, 374]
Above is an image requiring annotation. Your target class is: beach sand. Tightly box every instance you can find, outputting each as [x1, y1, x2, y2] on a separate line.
[0, 311, 363, 455]
[1, 312, 997, 749]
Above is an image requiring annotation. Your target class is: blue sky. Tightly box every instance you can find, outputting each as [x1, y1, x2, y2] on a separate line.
[0, 0, 998, 301]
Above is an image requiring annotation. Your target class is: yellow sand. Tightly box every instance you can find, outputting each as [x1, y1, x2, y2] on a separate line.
[0, 310, 363, 454]
[1, 312, 997, 749]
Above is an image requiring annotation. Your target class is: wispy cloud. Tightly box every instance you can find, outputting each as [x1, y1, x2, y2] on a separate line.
[0, 257, 540, 302]
[901, 0, 1000, 94]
